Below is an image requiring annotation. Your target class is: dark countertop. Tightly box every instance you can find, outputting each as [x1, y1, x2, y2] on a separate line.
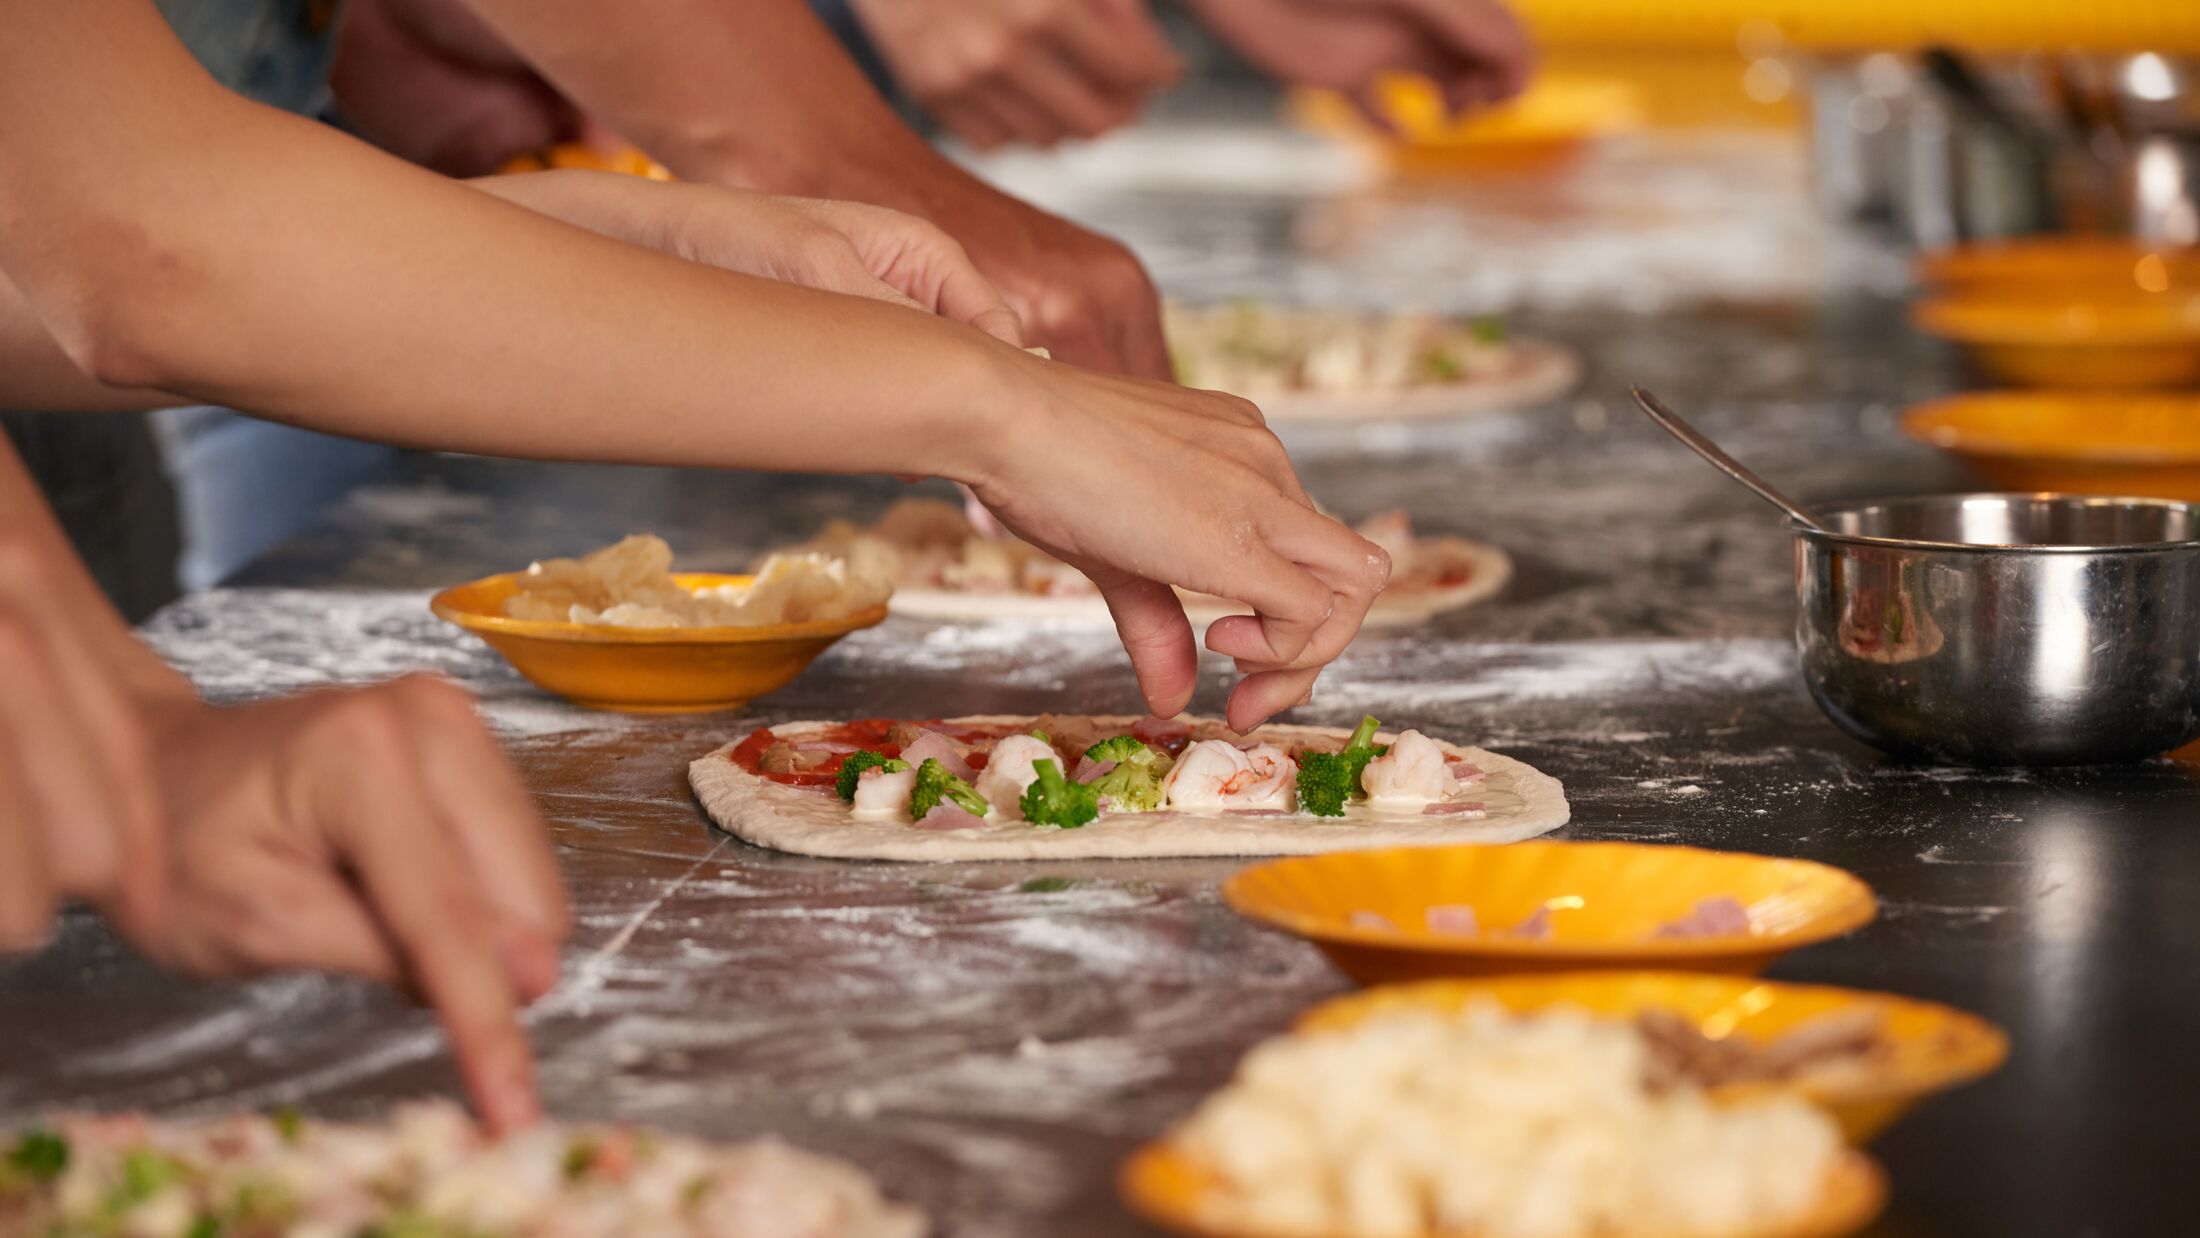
[5, 127, 2198, 1237]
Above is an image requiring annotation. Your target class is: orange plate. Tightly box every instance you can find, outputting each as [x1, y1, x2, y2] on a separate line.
[1902, 390, 2200, 501]
[1290, 72, 1643, 171]
[1297, 972, 2008, 1143]
[1223, 842, 1877, 983]
[1915, 238, 2200, 295]
[1120, 1139, 1887, 1238]
[1911, 292, 2200, 389]
[429, 572, 885, 713]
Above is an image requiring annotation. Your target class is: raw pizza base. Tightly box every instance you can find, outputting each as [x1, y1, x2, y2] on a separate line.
[689, 715, 1569, 862]
[886, 536, 1511, 628]
[1252, 338, 1580, 423]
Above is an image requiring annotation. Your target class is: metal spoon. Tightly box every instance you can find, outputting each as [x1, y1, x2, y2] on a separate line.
[1629, 387, 1830, 533]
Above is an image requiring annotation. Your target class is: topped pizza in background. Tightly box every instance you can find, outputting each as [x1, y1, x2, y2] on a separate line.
[1164, 301, 1580, 421]
[777, 498, 1509, 626]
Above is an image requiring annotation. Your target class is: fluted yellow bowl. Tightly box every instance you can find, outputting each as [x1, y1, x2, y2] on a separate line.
[1223, 842, 1877, 983]
[430, 572, 885, 713]
[1912, 292, 2200, 388]
[1915, 239, 2200, 295]
[1901, 391, 2200, 502]
[1298, 972, 2007, 1143]
[1120, 1140, 1886, 1238]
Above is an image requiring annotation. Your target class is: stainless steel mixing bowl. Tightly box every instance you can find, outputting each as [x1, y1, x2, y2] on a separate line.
[1795, 494, 2200, 765]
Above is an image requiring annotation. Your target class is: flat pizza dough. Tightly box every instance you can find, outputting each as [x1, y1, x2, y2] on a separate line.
[887, 536, 1511, 628]
[1253, 338, 1581, 423]
[689, 715, 1569, 862]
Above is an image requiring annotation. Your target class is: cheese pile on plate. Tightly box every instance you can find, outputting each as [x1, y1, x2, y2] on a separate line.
[504, 534, 889, 627]
[1174, 1002, 1842, 1238]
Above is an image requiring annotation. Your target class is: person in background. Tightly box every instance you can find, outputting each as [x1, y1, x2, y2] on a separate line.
[848, 0, 1535, 148]
[1, 0, 1390, 1128]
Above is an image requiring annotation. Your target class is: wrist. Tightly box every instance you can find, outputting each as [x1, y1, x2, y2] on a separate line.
[915, 333, 1046, 490]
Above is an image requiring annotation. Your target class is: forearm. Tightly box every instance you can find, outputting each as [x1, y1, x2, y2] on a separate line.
[0, 275, 184, 412]
[458, 0, 951, 209]
[0, 0, 1023, 484]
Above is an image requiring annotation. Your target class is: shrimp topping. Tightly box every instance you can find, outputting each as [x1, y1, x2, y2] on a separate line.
[974, 734, 1059, 819]
[1359, 729, 1459, 809]
[1161, 740, 1298, 812]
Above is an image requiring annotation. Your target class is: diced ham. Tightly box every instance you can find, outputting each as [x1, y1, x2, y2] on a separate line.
[1651, 895, 1753, 940]
[900, 731, 975, 781]
[1073, 757, 1117, 784]
[1506, 906, 1554, 940]
[1424, 904, 1480, 936]
[761, 741, 834, 773]
[1421, 800, 1487, 817]
[914, 803, 986, 831]
[1447, 762, 1484, 783]
[1131, 716, 1192, 752]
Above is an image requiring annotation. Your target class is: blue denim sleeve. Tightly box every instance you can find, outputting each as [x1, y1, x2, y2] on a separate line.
[808, 0, 904, 105]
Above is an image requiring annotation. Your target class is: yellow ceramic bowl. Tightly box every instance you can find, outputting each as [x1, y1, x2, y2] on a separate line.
[429, 572, 885, 713]
[1222, 842, 1878, 983]
[1297, 973, 2008, 1144]
[1120, 1140, 1887, 1238]
[1902, 391, 2200, 501]
[497, 143, 672, 180]
[1915, 238, 2200, 295]
[1911, 292, 2200, 388]
[1290, 73, 1644, 170]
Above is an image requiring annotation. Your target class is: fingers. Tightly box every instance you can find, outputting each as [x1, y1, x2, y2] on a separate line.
[0, 605, 133, 907]
[934, 99, 1015, 150]
[1112, 274, 1176, 380]
[1050, 0, 1182, 94]
[1092, 571, 1201, 718]
[389, 677, 568, 950]
[0, 743, 55, 953]
[314, 703, 539, 1133]
[1227, 666, 1324, 734]
[1000, 50, 1137, 142]
[1402, 0, 1535, 96]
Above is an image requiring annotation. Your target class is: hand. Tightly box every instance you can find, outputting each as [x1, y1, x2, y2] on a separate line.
[923, 175, 1173, 377]
[478, 172, 1024, 342]
[1188, 0, 1532, 119]
[0, 525, 173, 952]
[132, 676, 568, 1135]
[334, 0, 581, 176]
[960, 350, 1391, 730]
[848, 0, 1181, 150]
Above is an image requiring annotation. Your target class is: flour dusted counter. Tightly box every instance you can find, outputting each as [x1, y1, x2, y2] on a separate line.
[6, 124, 2199, 1236]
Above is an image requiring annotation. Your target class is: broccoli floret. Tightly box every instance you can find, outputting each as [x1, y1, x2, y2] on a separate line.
[1019, 759, 1099, 829]
[1082, 736, 1173, 813]
[1083, 735, 1146, 763]
[7, 1130, 66, 1182]
[835, 750, 909, 801]
[1470, 315, 1508, 345]
[1295, 714, 1385, 817]
[909, 758, 988, 819]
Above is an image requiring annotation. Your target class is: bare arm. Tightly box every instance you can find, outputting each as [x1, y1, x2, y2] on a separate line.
[0, 275, 181, 412]
[0, 0, 1012, 479]
[432, 0, 1174, 377]
[1, 0, 1389, 730]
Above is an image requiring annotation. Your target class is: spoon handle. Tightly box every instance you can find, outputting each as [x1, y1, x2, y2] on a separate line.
[1630, 387, 1828, 533]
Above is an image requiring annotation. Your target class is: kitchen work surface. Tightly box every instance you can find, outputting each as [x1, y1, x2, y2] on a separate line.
[6, 127, 2199, 1237]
